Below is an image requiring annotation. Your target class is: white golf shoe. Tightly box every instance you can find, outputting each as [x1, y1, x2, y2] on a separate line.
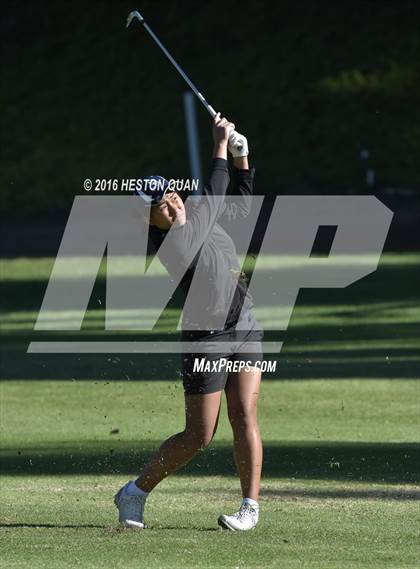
[114, 481, 147, 529]
[218, 501, 259, 531]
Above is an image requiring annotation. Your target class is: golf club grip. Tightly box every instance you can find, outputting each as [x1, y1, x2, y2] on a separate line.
[202, 104, 243, 151]
[230, 130, 243, 152]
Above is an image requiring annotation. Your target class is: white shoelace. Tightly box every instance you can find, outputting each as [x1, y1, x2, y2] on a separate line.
[236, 503, 258, 520]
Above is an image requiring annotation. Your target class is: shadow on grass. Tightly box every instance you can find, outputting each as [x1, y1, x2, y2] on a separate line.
[0, 523, 107, 529]
[2, 263, 420, 312]
[1, 441, 418, 484]
[1, 326, 419, 380]
[0, 523, 220, 532]
[260, 487, 420, 501]
[1, 262, 419, 380]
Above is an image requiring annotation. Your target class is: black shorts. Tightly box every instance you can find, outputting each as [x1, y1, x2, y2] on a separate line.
[181, 312, 264, 395]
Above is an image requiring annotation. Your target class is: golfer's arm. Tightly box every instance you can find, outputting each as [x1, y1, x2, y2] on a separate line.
[172, 156, 230, 252]
[233, 156, 249, 170]
[200, 156, 230, 219]
[213, 141, 228, 160]
[219, 159, 255, 220]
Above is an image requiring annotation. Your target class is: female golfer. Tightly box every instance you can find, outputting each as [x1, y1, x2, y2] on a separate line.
[115, 113, 264, 531]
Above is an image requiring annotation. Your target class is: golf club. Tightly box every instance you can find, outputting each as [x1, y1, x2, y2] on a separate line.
[126, 10, 243, 151]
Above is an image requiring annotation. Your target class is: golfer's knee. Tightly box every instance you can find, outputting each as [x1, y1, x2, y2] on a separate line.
[228, 408, 257, 431]
[183, 428, 214, 450]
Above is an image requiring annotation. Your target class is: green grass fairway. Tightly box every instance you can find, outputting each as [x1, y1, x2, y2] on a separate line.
[1, 380, 419, 569]
[1, 253, 419, 568]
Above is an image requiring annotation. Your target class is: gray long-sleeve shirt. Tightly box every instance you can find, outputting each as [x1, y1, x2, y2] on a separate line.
[149, 158, 255, 331]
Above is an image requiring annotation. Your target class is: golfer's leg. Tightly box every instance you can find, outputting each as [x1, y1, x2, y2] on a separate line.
[225, 367, 263, 501]
[135, 391, 222, 492]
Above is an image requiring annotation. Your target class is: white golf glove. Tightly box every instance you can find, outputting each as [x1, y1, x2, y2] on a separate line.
[228, 131, 249, 158]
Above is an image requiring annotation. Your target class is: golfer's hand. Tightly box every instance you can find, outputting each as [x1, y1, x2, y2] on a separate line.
[167, 198, 186, 227]
[213, 113, 235, 146]
[228, 132, 249, 158]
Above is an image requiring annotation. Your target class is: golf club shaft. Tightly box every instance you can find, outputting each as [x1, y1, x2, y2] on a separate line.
[127, 11, 217, 118]
[127, 11, 243, 153]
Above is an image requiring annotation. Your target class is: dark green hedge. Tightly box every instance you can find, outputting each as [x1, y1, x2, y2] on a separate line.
[2, 0, 419, 213]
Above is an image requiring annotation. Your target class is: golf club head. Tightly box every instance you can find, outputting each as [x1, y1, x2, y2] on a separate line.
[126, 11, 144, 28]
